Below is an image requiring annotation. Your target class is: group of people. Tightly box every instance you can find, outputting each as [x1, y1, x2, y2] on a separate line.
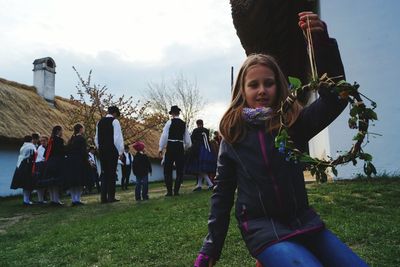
[11, 125, 89, 206]
[10, 106, 153, 206]
[10, 102, 222, 206]
[158, 105, 221, 197]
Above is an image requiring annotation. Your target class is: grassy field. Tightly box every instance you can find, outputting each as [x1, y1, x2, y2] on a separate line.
[0, 178, 399, 267]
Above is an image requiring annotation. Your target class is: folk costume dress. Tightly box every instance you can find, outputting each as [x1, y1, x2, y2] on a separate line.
[64, 135, 90, 188]
[40, 136, 66, 187]
[185, 127, 217, 175]
[10, 142, 37, 191]
[33, 145, 47, 188]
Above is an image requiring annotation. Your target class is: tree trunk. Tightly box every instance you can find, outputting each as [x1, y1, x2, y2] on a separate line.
[230, 0, 318, 84]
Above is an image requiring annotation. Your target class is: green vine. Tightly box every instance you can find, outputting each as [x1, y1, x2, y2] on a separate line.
[275, 73, 378, 183]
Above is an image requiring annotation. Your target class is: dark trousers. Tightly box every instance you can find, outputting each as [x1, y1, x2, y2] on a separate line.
[135, 175, 149, 200]
[164, 142, 184, 194]
[121, 165, 131, 189]
[88, 167, 101, 193]
[99, 148, 119, 202]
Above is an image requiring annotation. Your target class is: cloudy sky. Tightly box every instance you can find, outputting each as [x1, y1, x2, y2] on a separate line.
[0, 0, 245, 129]
[1, 0, 399, 176]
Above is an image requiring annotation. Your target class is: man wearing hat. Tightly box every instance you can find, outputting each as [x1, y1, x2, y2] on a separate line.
[159, 105, 192, 196]
[95, 106, 125, 203]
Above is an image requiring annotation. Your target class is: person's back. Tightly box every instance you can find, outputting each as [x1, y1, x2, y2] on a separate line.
[133, 152, 151, 177]
[132, 141, 151, 201]
[168, 118, 186, 141]
[97, 117, 115, 151]
[95, 106, 124, 203]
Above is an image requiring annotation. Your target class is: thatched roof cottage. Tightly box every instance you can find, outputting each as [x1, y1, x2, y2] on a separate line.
[0, 57, 162, 196]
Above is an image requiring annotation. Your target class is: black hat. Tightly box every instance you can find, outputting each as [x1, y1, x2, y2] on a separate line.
[169, 105, 181, 115]
[108, 106, 120, 117]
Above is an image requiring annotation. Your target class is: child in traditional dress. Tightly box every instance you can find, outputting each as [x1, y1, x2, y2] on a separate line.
[193, 54, 368, 266]
[33, 136, 48, 203]
[10, 135, 37, 205]
[132, 141, 152, 201]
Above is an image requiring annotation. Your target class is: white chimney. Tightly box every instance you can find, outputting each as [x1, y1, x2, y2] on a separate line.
[33, 57, 56, 103]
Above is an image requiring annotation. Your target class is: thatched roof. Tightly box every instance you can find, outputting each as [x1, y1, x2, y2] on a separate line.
[0, 77, 161, 158]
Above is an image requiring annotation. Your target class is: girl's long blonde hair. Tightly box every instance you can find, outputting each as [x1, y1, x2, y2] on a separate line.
[219, 54, 302, 144]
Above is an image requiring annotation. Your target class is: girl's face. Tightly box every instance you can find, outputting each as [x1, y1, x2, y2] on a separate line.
[244, 64, 277, 109]
[58, 129, 63, 137]
[80, 127, 85, 134]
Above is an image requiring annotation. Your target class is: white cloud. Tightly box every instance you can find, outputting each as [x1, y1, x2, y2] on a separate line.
[0, 0, 238, 63]
[197, 101, 230, 130]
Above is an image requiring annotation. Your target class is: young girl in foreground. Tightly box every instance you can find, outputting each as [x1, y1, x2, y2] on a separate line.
[194, 54, 368, 267]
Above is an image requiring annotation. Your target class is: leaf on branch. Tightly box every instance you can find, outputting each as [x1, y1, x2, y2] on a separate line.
[352, 132, 365, 141]
[350, 106, 360, 117]
[364, 108, 378, 121]
[359, 153, 373, 161]
[288, 76, 302, 90]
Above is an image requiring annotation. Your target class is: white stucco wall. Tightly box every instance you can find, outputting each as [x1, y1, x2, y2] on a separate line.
[0, 143, 21, 197]
[117, 158, 164, 186]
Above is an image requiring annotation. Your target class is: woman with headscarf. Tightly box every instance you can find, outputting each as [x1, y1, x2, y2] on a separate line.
[10, 135, 37, 205]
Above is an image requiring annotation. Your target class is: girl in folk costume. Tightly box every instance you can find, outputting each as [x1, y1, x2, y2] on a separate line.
[10, 135, 37, 205]
[41, 125, 66, 206]
[33, 136, 49, 203]
[194, 54, 368, 267]
[186, 119, 215, 191]
[64, 124, 90, 206]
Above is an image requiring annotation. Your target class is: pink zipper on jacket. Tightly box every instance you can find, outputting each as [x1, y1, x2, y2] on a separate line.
[258, 130, 284, 210]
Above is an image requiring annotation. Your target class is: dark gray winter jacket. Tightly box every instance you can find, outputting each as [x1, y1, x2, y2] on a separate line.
[200, 86, 348, 260]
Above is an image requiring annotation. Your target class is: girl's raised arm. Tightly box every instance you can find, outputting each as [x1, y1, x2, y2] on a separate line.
[291, 88, 348, 144]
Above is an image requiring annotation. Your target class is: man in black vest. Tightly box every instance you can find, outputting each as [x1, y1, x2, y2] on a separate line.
[95, 106, 125, 203]
[120, 144, 133, 190]
[159, 105, 191, 196]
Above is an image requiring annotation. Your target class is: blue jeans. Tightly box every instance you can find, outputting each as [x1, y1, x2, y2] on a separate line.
[256, 229, 368, 267]
[135, 175, 148, 200]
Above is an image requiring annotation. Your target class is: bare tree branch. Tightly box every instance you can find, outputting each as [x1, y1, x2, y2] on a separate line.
[144, 73, 205, 129]
[66, 67, 164, 146]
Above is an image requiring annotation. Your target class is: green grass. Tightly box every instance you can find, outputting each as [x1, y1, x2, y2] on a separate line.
[0, 178, 399, 267]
